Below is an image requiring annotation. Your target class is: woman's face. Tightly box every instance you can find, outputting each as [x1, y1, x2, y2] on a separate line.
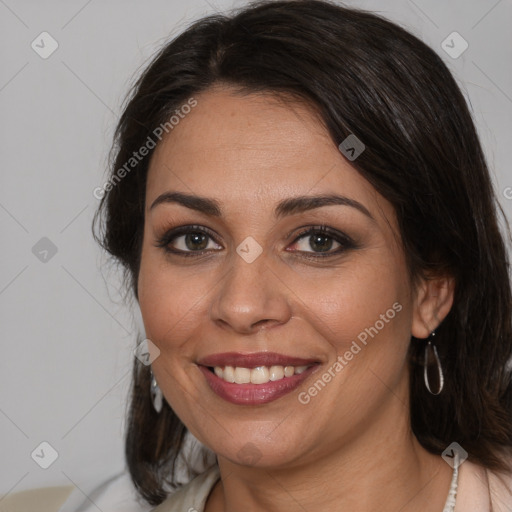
[138, 86, 432, 468]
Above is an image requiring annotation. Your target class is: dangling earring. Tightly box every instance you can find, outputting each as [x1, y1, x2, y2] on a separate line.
[423, 330, 444, 395]
[150, 368, 163, 413]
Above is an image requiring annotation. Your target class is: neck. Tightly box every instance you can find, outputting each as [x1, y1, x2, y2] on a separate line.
[206, 396, 453, 512]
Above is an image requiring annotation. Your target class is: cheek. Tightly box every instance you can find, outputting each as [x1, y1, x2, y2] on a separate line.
[283, 254, 410, 353]
[137, 249, 208, 353]
[288, 258, 412, 424]
[137, 250, 209, 424]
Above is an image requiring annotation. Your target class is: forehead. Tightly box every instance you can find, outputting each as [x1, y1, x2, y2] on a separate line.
[146, 86, 390, 223]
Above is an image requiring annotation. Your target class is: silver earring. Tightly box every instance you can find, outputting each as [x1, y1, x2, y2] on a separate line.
[423, 331, 444, 395]
[150, 369, 163, 413]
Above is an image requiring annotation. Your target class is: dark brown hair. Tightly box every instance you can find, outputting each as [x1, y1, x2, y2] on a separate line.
[92, 0, 512, 505]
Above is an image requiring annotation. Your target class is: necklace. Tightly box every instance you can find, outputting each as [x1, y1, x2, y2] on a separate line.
[441, 458, 459, 512]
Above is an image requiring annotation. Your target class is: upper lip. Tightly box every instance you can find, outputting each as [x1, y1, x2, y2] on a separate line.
[197, 352, 320, 368]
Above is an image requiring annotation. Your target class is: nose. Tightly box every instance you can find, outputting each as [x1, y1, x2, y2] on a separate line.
[209, 248, 293, 334]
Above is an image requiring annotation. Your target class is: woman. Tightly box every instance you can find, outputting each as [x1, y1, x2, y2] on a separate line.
[88, 0, 512, 510]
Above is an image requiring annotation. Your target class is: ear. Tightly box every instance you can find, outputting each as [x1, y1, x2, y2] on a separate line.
[411, 274, 455, 339]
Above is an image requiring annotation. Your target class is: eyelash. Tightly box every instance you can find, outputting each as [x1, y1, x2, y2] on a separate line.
[154, 224, 357, 259]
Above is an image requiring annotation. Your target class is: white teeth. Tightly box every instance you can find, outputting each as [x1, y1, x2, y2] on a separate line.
[269, 365, 284, 381]
[251, 366, 270, 384]
[284, 366, 294, 377]
[234, 367, 251, 384]
[212, 364, 311, 384]
[223, 366, 235, 383]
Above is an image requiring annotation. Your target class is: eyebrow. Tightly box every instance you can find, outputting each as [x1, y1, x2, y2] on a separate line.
[149, 191, 375, 222]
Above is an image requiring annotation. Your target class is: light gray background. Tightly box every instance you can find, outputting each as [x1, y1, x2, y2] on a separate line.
[1, 0, 511, 497]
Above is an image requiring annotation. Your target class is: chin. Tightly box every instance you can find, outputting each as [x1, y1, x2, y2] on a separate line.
[209, 430, 305, 469]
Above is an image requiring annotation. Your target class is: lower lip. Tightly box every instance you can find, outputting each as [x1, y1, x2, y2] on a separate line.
[198, 365, 319, 405]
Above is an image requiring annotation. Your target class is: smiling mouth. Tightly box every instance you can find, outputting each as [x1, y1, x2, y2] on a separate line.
[196, 351, 322, 404]
[198, 363, 321, 405]
[207, 364, 311, 384]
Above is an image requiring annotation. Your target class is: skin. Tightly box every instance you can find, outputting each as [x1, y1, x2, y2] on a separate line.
[138, 86, 456, 512]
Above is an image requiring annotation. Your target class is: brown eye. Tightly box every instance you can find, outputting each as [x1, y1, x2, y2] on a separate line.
[181, 232, 209, 251]
[306, 233, 337, 252]
[288, 225, 355, 257]
[155, 225, 222, 256]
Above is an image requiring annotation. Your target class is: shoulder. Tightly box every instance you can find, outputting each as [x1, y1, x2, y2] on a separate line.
[151, 465, 221, 512]
[487, 461, 512, 511]
[456, 456, 512, 512]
